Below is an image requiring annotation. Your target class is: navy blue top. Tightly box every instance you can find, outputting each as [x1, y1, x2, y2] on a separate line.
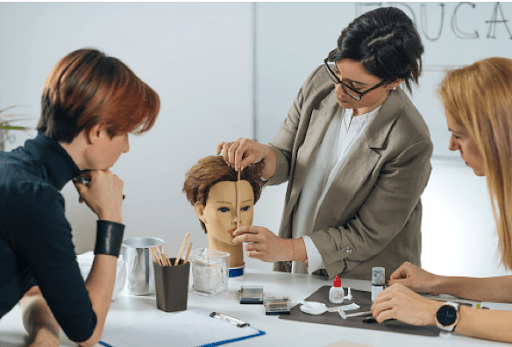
[0, 132, 97, 342]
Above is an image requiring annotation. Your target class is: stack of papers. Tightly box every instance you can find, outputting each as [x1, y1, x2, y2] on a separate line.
[100, 309, 265, 347]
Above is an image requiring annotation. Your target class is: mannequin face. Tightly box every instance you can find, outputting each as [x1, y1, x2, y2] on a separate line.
[195, 180, 254, 245]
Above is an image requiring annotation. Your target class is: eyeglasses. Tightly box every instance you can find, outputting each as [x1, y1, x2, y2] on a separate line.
[323, 57, 386, 101]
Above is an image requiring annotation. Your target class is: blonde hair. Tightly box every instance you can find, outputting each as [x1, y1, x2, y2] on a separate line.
[439, 57, 512, 269]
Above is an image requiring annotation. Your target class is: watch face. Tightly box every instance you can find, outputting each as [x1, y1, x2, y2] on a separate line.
[437, 305, 457, 326]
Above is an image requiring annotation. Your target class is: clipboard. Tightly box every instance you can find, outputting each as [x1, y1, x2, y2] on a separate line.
[100, 309, 265, 347]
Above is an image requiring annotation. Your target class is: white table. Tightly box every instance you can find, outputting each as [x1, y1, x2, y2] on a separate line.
[0, 269, 505, 346]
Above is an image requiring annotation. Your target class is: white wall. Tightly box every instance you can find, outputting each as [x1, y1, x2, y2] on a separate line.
[1, 2, 511, 278]
[423, 158, 512, 278]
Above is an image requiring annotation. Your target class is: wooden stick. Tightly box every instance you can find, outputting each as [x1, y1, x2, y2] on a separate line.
[149, 246, 162, 265]
[236, 169, 241, 229]
[157, 246, 170, 267]
[183, 242, 193, 264]
[156, 246, 166, 266]
[175, 232, 190, 266]
[149, 246, 158, 264]
[161, 244, 172, 266]
[156, 246, 163, 264]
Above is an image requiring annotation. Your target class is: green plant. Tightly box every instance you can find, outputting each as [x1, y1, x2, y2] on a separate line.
[0, 106, 29, 131]
[0, 106, 31, 151]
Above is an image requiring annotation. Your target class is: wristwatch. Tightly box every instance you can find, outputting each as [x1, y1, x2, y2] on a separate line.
[435, 302, 460, 332]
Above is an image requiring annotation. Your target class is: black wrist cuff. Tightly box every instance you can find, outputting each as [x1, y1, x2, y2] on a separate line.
[94, 220, 125, 257]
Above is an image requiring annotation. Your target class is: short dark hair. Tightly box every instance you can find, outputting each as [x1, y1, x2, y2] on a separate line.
[331, 7, 424, 93]
[37, 48, 160, 143]
[183, 156, 264, 233]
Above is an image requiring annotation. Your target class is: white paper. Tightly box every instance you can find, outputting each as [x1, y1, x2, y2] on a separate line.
[100, 309, 263, 347]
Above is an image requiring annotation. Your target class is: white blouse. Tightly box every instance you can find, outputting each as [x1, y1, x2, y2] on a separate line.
[292, 106, 380, 274]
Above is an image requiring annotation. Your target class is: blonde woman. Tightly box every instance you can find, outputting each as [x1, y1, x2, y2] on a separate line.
[372, 57, 512, 343]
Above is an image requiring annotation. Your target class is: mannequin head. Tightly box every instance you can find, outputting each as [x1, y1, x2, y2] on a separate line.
[183, 156, 264, 267]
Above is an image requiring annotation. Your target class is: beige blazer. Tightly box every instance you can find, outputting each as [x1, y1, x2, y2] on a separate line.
[268, 66, 433, 280]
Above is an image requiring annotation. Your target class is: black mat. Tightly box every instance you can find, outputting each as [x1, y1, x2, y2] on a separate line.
[279, 285, 440, 337]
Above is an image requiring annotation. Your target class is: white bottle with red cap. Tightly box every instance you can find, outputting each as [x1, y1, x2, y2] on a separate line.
[329, 275, 345, 304]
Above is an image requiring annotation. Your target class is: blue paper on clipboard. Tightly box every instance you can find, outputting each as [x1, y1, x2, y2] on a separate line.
[100, 309, 265, 347]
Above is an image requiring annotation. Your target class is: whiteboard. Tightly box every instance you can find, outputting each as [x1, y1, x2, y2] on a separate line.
[255, 2, 512, 157]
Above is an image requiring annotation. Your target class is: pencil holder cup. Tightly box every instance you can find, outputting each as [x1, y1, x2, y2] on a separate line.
[122, 237, 164, 296]
[153, 258, 190, 312]
[190, 248, 229, 296]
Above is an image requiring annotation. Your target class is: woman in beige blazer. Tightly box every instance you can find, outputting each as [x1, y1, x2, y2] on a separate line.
[217, 7, 433, 280]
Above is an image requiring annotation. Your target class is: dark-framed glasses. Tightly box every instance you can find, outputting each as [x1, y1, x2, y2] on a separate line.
[323, 56, 386, 101]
